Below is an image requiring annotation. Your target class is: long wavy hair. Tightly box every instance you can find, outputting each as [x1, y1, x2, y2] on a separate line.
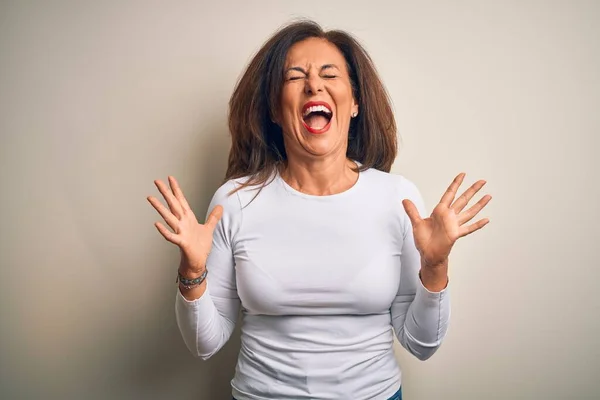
[225, 20, 397, 194]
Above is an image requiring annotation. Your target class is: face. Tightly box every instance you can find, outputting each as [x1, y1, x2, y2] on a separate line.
[276, 37, 359, 161]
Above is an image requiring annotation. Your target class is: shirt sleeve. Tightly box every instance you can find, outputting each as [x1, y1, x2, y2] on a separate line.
[174, 181, 242, 360]
[390, 178, 451, 361]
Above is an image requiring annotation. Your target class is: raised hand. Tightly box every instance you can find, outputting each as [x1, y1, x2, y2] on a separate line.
[147, 176, 223, 273]
[402, 173, 491, 272]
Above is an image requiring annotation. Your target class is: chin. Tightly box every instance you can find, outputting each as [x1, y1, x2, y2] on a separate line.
[301, 136, 344, 157]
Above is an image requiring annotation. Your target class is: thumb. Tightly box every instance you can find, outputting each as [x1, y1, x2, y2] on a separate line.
[205, 205, 224, 230]
[402, 199, 422, 226]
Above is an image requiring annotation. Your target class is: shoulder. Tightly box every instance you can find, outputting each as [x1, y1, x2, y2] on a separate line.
[360, 168, 427, 221]
[207, 178, 254, 243]
[208, 174, 272, 213]
[360, 168, 423, 202]
[208, 178, 250, 211]
[209, 179, 239, 208]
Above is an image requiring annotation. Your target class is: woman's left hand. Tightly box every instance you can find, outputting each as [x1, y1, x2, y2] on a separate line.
[402, 173, 492, 275]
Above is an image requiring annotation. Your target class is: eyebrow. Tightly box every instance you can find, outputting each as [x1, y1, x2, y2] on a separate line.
[285, 64, 341, 74]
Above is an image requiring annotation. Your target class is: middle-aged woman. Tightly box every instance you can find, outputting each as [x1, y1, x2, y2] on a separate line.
[148, 20, 491, 400]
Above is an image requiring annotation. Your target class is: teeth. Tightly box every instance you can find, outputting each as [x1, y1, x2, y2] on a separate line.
[303, 105, 332, 117]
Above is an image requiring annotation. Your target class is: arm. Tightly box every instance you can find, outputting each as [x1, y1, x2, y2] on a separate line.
[391, 172, 491, 361]
[391, 181, 450, 361]
[175, 183, 241, 360]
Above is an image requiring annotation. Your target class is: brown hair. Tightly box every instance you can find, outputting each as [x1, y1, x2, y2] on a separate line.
[225, 20, 397, 193]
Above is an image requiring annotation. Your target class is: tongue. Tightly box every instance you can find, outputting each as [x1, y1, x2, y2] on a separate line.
[305, 114, 329, 129]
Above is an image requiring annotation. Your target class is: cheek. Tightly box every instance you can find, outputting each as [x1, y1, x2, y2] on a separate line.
[280, 89, 300, 123]
[330, 85, 354, 111]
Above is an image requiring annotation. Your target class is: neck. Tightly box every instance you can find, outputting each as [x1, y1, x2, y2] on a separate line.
[280, 154, 358, 196]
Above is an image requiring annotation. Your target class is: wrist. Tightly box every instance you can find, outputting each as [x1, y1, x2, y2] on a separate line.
[176, 268, 208, 290]
[179, 253, 206, 276]
[178, 266, 205, 279]
[420, 258, 449, 292]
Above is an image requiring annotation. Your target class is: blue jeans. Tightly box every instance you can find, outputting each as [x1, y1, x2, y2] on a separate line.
[389, 387, 402, 400]
[233, 387, 401, 399]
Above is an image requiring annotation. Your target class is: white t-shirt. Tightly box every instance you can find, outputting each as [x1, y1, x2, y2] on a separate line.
[175, 164, 450, 400]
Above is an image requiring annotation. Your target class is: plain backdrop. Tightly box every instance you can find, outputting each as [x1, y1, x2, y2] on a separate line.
[1, 1, 598, 399]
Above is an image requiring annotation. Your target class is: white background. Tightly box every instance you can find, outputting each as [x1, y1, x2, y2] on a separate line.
[1, 1, 598, 399]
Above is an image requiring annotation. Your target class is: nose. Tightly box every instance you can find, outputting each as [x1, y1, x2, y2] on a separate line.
[304, 74, 324, 95]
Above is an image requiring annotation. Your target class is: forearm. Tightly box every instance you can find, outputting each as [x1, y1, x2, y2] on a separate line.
[178, 280, 207, 301]
[175, 256, 239, 359]
[175, 287, 225, 359]
[392, 257, 451, 361]
[175, 285, 239, 360]
[395, 281, 450, 360]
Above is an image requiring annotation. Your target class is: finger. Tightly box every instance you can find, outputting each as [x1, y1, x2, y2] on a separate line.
[205, 205, 224, 230]
[402, 199, 422, 226]
[154, 179, 183, 219]
[458, 195, 492, 225]
[154, 221, 182, 245]
[440, 173, 466, 207]
[147, 196, 179, 231]
[168, 176, 192, 213]
[452, 180, 487, 213]
[458, 218, 490, 238]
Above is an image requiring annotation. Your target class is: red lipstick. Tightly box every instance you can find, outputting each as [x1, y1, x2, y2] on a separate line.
[302, 101, 332, 134]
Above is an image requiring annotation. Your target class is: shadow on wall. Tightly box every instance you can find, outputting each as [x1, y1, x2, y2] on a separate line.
[126, 128, 240, 400]
[127, 307, 242, 400]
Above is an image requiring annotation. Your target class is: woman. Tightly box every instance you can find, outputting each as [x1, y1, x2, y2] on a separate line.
[148, 20, 491, 400]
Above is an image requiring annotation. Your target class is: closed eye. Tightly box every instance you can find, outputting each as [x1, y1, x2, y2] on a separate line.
[323, 75, 337, 79]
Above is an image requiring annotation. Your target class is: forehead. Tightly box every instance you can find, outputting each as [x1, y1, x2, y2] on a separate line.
[285, 37, 347, 68]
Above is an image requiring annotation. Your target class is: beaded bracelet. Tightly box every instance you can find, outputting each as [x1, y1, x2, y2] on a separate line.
[176, 269, 208, 290]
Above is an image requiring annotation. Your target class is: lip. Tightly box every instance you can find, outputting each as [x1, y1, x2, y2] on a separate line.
[301, 101, 333, 134]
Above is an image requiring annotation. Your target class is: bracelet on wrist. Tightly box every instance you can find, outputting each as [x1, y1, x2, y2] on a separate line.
[176, 269, 207, 290]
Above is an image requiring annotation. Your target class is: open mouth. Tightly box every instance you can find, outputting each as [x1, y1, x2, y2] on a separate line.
[302, 101, 332, 134]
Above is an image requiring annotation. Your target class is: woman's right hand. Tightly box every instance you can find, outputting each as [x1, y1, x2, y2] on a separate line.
[147, 176, 223, 274]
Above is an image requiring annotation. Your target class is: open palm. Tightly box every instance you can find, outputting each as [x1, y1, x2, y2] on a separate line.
[402, 173, 492, 268]
[147, 176, 223, 272]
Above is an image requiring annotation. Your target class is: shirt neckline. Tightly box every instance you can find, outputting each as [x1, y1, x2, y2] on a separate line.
[276, 160, 364, 200]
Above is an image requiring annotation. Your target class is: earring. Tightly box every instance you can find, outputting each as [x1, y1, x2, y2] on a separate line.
[351, 112, 358, 118]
